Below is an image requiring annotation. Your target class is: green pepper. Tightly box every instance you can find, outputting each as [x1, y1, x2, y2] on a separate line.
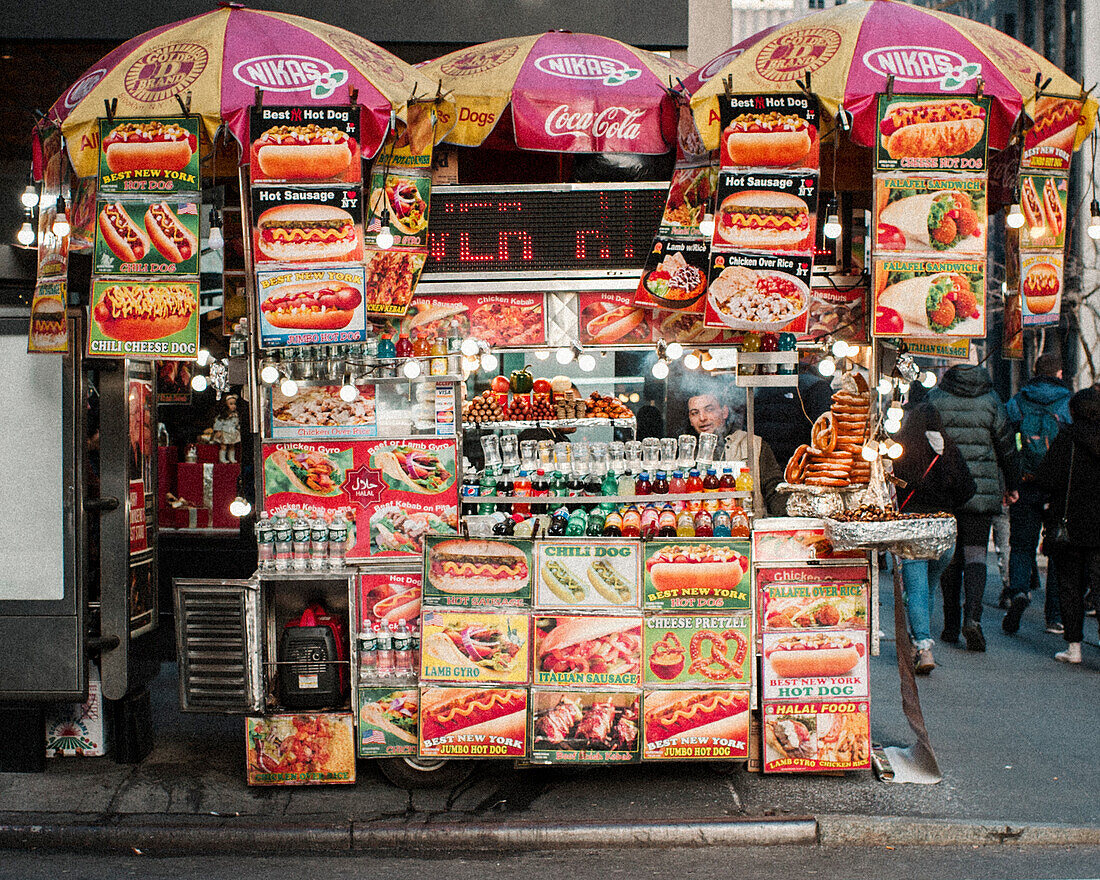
[510, 365, 534, 394]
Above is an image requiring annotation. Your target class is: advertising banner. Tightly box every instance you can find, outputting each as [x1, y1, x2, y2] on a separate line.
[642, 613, 752, 687]
[658, 162, 718, 237]
[529, 690, 641, 764]
[94, 199, 200, 276]
[533, 539, 641, 610]
[633, 237, 710, 314]
[27, 280, 68, 354]
[245, 714, 356, 785]
[874, 94, 990, 174]
[752, 522, 866, 563]
[98, 117, 201, 196]
[577, 292, 655, 348]
[419, 610, 531, 684]
[1021, 95, 1084, 173]
[762, 700, 871, 772]
[761, 629, 869, 701]
[642, 689, 750, 760]
[1020, 252, 1063, 326]
[800, 280, 868, 344]
[1017, 172, 1068, 249]
[757, 564, 870, 633]
[86, 279, 200, 360]
[872, 176, 987, 257]
[419, 686, 527, 758]
[268, 383, 377, 439]
[642, 540, 752, 611]
[718, 94, 820, 171]
[367, 171, 431, 248]
[360, 569, 421, 629]
[249, 105, 362, 184]
[704, 250, 813, 333]
[403, 294, 547, 348]
[251, 185, 364, 265]
[533, 615, 642, 687]
[357, 687, 418, 757]
[872, 257, 986, 338]
[256, 267, 367, 347]
[422, 536, 533, 609]
[362, 249, 428, 318]
[711, 170, 817, 254]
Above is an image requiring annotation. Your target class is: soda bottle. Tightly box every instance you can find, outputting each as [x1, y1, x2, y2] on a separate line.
[328, 513, 349, 568]
[357, 624, 377, 684]
[676, 508, 696, 537]
[374, 622, 395, 679]
[568, 471, 586, 497]
[694, 507, 714, 537]
[621, 505, 642, 537]
[309, 517, 329, 570]
[585, 508, 606, 536]
[657, 504, 678, 537]
[602, 509, 623, 537]
[461, 468, 480, 506]
[377, 333, 397, 377]
[273, 515, 292, 572]
[430, 332, 449, 376]
[736, 467, 754, 492]
[634, 471, 651, 496]
[410, 619, 421, 673]
[640, 504, 660, 539]
[669, 470, 687, 496]
[584, 468, 602, 498]
[532, 469, 550, 513]
[566, 507, 588, 536]
[477, 468, 497, 515]
[617, 468, 635, 497]
[392, 619, 414, 680]
[548, 507, 569, 536]
[492, 515, 516, 536]
[703, 467, 721, 512]
[686, 468, 704, 493]
[395, 332, 413, 359]
[512, 471, 532, 517]
[496, 469, 514, 514]
[712, 508, 733, 538]
[729, 503, 751, 538]
[719, 465, 737, 491]
[256, 512, 276, 572]
[291, 513, 311, 571]
[551, 470, 568, 498]
[652, 470, 669, 495]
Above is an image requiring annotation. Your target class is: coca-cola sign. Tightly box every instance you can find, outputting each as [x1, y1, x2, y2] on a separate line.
[544, 105, 645, 141]
[534, 54, 641, 86]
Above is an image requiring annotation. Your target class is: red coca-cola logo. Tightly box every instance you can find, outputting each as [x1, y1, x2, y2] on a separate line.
[543, 105, 645, 141]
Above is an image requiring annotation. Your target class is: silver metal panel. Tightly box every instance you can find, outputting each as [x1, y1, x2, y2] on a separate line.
[428, 182, 667, 196]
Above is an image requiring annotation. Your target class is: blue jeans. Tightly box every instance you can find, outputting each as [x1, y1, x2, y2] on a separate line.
[1009, 485, 1062, 625]
[902, 545, 956, 650]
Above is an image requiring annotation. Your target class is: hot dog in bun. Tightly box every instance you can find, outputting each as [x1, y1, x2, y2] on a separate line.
[261, 281, 362, 330]
[643, 690, 749, 749]
[1042, 178, 1065, 237]
[256, 204, 360, 263]
[92, 284, 195, 342]
[646, 544, 750, 595]
[585, 304, 646, 344]
[1020, 177, 1046, 233]
[537, 617, 641, 677]
[101, 121, 196, 174]
[371, 588, 421, 626]
[715, 190, 810, 249]
[723, 112, 812, 167]
[765, 632, 864, 678]
[419, 687, 527, 745]
[427, 540, 529, 594]
[30, 298, 66, 350]
[1028, 96, 1080, 156]
[254, 125, 357, 181]
[879, 99, 986, 159]
[98, 202, 151, 262]
[144, 202, 197, 263]
[1023, 262, 1060, 314]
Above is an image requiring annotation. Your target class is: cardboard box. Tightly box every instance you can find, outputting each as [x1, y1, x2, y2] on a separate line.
[44, 666, 106, 757]
[159, 505, 211, 529]
[245, 713, 356, 785]
[157, 446, 177, 504]
[212, 462, 241, 529]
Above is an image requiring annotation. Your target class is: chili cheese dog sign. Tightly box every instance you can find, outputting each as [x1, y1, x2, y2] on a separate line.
[86, 279, 199, 360]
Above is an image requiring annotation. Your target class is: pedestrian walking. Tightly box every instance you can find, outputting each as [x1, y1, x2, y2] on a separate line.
[927, 365, 1021, 652]
[1035, 386, 1100, 664]
[893, 402, 976, 673]
[1003, 352, 1072, 635]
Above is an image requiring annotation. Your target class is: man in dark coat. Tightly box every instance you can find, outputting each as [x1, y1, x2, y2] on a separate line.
[927, 365, 1021, 651]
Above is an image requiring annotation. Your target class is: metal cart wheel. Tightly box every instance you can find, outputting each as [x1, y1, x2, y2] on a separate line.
[377, 756, 476, 789]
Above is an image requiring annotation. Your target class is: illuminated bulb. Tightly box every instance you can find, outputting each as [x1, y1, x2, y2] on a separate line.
[51, 204, 69, 238]
[534, 349, 551, 360]
[16, 221, 34, 246]
[823, 199, 841, 240]
[20, 184, 39, 209]
[921, 371, 937, 389]
[651, 359, 670, 380]
[701, 351, 716, 371]
[665, 341, 683, 360]
[831, 339, 848, 358]
[339, 382, 358, 402]
[1006, 203, 1025, 229]
[280, 377, 298, 397]
[846, 344, 861, 359]
[861, 441, 879, 461]
[628, 392, 640, 404]
[260, 362, 280, 384]
[886, 441, 904, 460]
[887, 403, 904, 422]
[229, 496, 252, 517]
[555, 346, 574, 365]
[577, 352, 596, 372]
[898, 381, 910, 394]
[877, 377, 893, 395]
[698, 213, 715, 238]
[461, 354, 480, 371]
[885, 417, 902, 434]
[618, 393, 629, 403]
[1089, 200, 1100, 240]
[402, 358, 422, 379]
[817, 356, 836, 377]
[1029, 224, 1045, 240]
[191, 373, 208, 392]
[197, 348, 212, 367]
[480, 352, 498, 372]
[683, 351, 701, 370]
[208, 224, 224, 251]
[376, 227, 394, 249]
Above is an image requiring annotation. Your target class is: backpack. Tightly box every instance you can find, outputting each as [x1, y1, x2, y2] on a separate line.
[1017, 394, 1063, 477]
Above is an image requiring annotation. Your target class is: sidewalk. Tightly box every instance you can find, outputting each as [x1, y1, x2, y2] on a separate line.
[1, 565, 1097, 854]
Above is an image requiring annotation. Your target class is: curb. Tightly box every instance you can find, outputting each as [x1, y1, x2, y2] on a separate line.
[818, 814, 1100, 847]
[0, 815, 817, 855]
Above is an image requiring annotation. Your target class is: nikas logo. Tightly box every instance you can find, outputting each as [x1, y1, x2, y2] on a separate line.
[534, 54, 641, 86]
[862, 46, 981, 91]
[233, 54, 349, 99]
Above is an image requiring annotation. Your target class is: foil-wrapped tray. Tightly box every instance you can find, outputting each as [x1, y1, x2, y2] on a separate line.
[824, 516, 957, 560]
[777, 482, 865, 518]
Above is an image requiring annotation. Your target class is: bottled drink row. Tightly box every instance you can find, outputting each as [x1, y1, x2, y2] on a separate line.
[261, 328, 462, 382]
[255, 509, 352, 572]
[357, 619, 419, 683]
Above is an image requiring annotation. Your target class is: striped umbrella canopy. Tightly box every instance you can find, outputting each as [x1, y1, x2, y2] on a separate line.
[44, 5, 455, 177]
[689, 0, 1096, 153]
[418, 32, 693, 153]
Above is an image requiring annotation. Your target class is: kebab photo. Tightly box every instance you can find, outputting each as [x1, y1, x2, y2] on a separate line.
[532, 692, 639, 753]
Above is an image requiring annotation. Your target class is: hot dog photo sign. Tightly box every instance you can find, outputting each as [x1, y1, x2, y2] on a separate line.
[98, 117, 201, 196]
[711, 170, 817, 254]
[761, 629, 869, 701]
[642, 540, 752, 611]
[251, 186, 365, 266]
[249, 105, 362, 184]
[94, 200, 200, 276]
[642, 688, 751, 760]
[256, 268, 368, 347]
[86, 279, 200, 360]
[534, 539, 641, 610]
[422, 536, 533, 610]
[874, 94, 990, 174]
[719, 94, 820, 172]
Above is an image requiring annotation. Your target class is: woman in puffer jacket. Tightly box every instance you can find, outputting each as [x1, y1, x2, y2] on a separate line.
[926, 365, 1021, 652]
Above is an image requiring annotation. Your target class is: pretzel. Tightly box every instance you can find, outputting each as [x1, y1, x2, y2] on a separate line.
[785, 444, 811, 484]
[721, 628, 749, 677]
[811, 412, 837, 454]
[653, 632, 685, 659]
[805, 475, 850, 487]
[688, 630, 738, 681]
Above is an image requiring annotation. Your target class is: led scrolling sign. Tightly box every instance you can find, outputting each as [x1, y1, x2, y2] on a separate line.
[421, 184, 666, 275]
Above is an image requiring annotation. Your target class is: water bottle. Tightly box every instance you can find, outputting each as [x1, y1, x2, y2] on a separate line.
[410, 620, 420, 675]
[358, 624, 377, 683]
[291, 514, 311, 571]
[256, 513, 276, 572]
[273, 515, 293, 572]
[328, 513, 349, 569]
[309, 517, 328, 570]
[375, 622, 394, 679]
[392, 619, 413, 680]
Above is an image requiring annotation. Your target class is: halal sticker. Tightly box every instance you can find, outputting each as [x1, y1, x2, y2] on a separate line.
[441, 43, 520, 77]
[123, 43, 209, 103]
[754, 28, 842, 83]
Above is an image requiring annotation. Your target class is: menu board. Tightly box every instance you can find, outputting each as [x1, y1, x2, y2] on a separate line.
[360, 569, 421, 629]
[642, 540, 752, 611]
[422, 536, 533, 609]
[752, 520, 866, 563]
[533, 615, 642, 687]
[402, 292, 546, 349]
[1021, 95, 1084, 173]
[529, 690, 641, 764]
[94, 200, 200, 276]
[419, 610, 530, 684]
[756, 563, 870, 636]
[633, 237, 710, 314]
[642, 689, 750, 760]
[872, 257, 985, 338]
[643, 613, 752, 687]
[260, 437, 459, 560]
[367, 171, 431, 249]
[245, 713, 355, 785]
[256, 267, 368, 347]
[761, 629, 869, 701]
[251, 185, 365, 266]
[1020, 252, 1064, 327]
[36, 125, 68, 281]
[28, 280, 68, 354]
[98, 117, 201, 196]
[362, 249, 428, 318]
[357, 687, 418, 757]
[86, 279, 200, 360]
[533, 539, 641, 610]
[762, 700, 870, 772]
[267, 383, 377, 439]
[704, 251, 813, 333]
[659, 162, 718, 237]
[249, 105, 362, 184]
[1018, 173, 1068, 249]
[872, 176, 987, 257]
[874, 95, 990, 174]
[719, 94, 820, 171]
[711, 170, 817, 254]
[419, 686, 527, 758]
[577, 292, 656, 348]
[801, 279, 868, 344]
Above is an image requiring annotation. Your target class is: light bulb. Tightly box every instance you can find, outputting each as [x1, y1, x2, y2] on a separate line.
[885, 417, 902, 434]
[831, 339, 848, 358]
[461, 354, 480, 372]
[555, 346, 574, 365]
[280, 377, 299, 397]
[921, 371, 937, 389]
[628, 392, 640, 403]
[818, 356, 836, 377]
[861, 441, 879, 461]
[52, 210, 69, 238]
[460, 337, 480, 357]
[683, 351, 701, 370]
[698, 214, 715, 238]
[534, 349, 551, 360]
[339, 382, 358, 401]
[886, 441, 904, 459]
[701, 352, 716, 371]
[877, 377, 893, 395]
[823, 200, 841, 240]
[208, 225, 224, 251]
[618, 393, 629, 403]
[20, 184, 39, 209]
[651, 359, 669, 380]
[665, 341, 683, 360]
[480, 352, 498, 372]
[197, 348, 212, 367]
[191, 373, 208, 392]
[16, 221, 34, 246]
[887, 403, 904, 421]
[1089, 201, 1100, 240]
[229, 496, 252, 517]
[846, 344, 861, 359]
[1029, 224, 1046, 240]
[577, 352, 596, 372]
[260, 362, 280, 384]
[402, 358, 422, 379]
[1006, 203, 1025, 229]
[898, 381, 910, 394]
[376, 227, 394, 249]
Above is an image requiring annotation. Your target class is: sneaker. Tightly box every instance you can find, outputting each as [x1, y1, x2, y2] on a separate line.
[1002, 595, 1030, 635]
[941, 629, 960, 644]
[914, 648, 935, 675]
[962, 621, 986, 652]
[1055, 643, 1082, 664]
[1087, 608, 1098, 618]
[997, 589, 1011, 610]
[1045, 622, 1065, 634]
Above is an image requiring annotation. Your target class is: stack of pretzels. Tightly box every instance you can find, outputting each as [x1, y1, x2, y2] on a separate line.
[784, 386, 872, 488]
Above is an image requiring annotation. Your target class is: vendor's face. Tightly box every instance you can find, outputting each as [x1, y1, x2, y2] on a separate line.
[687, 394, 728, 435]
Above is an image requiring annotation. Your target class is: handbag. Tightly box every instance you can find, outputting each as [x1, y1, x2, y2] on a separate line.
[1048, 446, 1075, 548]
